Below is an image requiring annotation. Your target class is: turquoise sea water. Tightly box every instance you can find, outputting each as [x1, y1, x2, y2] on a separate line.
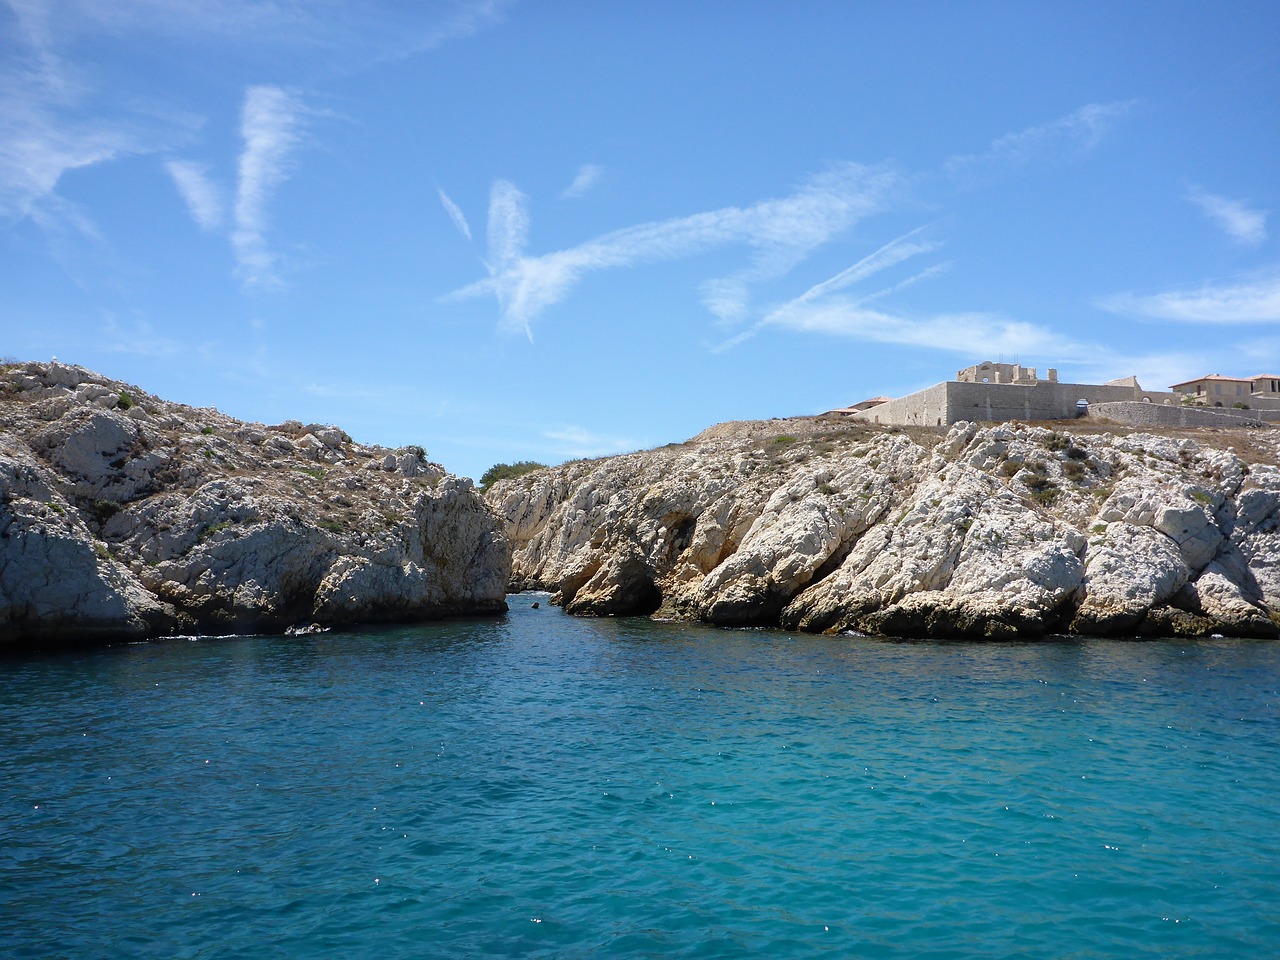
[3, 597, 1279, 958]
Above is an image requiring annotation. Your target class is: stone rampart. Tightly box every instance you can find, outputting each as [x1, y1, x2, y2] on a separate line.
[869, 381, 1179, 427]
[859, 382, 950, 426]
[1089, 401, 1280, 429]
[945, 381, 1180, 424]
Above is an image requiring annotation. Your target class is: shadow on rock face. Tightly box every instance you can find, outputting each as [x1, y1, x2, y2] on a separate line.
[564, 553, 662, 617]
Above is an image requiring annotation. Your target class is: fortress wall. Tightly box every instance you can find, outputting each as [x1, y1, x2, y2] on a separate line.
[1089, 401, 1280, 429]
[1238, 395, 1280, 411]
[861, 382, 950, 426]
[943, 382, 1182, 424]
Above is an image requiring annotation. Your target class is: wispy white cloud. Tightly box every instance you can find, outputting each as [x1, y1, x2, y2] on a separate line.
[788, 228, 940, 308]
[561, 163, 603, 199]
[231, 85, 305, 288]
[711, 228, 944, 352]
[944, 100, 1138, 181]
[486, 178, 530, 273]
[165, 159, 224, 231]
[438, 188, 471, 241]
[1186, 185, 1268, 245]
[160, 88, 312, 288]
[696, 104, 1138, 352]
[1097, 272, 1280, 324]
[448, 103, 1137, 341]
[0, 118, 142, 222]
[853, 261, 954, 308]
[11, 1, 512, 70]
[0, 0, 198, 224]
[447, 162, 900, 338]
[763, 301, 1090, 361]
[2, 0, 507, 285]
[0, 65, 174, 225]
[699, 277, 754, 326]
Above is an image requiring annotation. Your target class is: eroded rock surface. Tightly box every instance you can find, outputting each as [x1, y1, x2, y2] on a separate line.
[488, 418, 1280, 639]
[1, 362, 509, 647]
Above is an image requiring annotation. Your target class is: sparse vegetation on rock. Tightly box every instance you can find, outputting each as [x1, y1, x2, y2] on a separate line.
[479, 460, 547, 491]
[0, 362, 510, 648]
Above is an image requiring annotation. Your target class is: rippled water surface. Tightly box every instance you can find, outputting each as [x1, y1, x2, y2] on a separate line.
[4, 598, 1280, 958]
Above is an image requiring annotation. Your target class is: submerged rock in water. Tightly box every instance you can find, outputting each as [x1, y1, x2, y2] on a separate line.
[1, 361, 510, 648]
[487, 417, 1280, 639]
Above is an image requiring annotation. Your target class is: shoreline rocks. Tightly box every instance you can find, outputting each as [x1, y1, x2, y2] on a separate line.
[487, 419, 1280, 640]
[1, 362, 510, 650]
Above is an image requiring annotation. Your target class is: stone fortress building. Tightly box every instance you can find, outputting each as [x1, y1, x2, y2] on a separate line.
[837, 361, 1280, 429]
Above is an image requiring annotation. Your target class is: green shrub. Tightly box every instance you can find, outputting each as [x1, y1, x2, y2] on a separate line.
[198, 520, 233, 542]
[117, 391, 133, 410]
[89, 499, 121, 523]
[1023, 473, 1059, 505]
[1029, 486, 1060, 506]
[480, 460, 547, 491]
[201, 426, 215, 435]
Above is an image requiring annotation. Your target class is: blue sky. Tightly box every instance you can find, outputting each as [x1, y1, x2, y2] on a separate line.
[3, 1, 1278, 480]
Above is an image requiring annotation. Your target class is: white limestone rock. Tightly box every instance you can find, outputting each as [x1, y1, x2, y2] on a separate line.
[488, 418, 1280, 639]
[0, 437, 175, 642]
[0, 361, 510, 648]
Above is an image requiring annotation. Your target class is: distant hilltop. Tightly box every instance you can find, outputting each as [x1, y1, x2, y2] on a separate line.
[830, 361, 1280, 430]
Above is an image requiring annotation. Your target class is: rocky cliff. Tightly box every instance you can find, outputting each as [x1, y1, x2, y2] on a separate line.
[1, 362, 509, 648]
[487, 418, 1280, 639]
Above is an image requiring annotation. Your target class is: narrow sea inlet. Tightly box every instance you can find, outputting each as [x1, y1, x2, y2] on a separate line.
[3, 598, 1279, 958]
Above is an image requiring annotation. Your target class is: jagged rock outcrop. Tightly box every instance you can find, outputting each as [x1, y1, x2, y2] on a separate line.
[1, 362, 509, 648]
[488, 417, 1280, 639]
